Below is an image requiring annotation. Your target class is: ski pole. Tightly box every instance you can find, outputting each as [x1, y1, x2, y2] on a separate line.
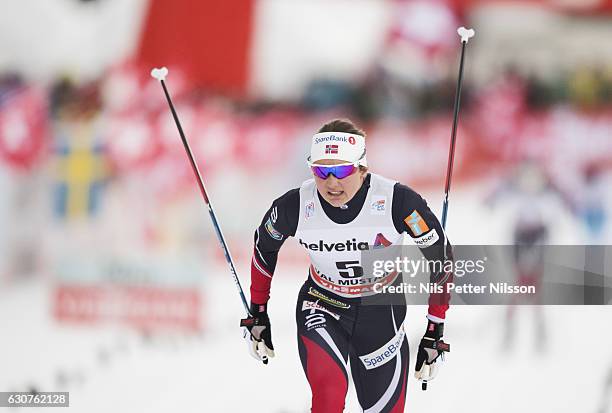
[423, 26, 475, 392]
[440, 27, 475, 230]
[150, 67, 250, 316]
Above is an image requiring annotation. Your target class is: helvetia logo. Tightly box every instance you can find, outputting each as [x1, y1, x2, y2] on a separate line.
[299, 238, 370, 252]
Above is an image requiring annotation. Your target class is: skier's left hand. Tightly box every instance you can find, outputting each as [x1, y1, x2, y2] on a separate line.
[415, 320, 450, 383]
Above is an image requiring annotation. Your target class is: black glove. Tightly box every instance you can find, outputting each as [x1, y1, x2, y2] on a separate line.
[240, 303, 275, 364]
[415, 320, 450, 386]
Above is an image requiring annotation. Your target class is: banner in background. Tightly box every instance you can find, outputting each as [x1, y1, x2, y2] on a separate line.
[137, 0, 255, 97]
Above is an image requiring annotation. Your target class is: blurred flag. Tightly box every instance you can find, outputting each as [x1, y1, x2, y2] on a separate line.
[0, 86, 48, 171]
[473, 71, 527, 159]
[387, 0, 461, 58]
[137, 0, 254, 96]
[53, 120, 108, 219]
[106, 111, 163, 173]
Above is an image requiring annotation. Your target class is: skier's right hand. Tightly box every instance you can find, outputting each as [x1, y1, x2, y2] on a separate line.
[240, 302, 275, 364]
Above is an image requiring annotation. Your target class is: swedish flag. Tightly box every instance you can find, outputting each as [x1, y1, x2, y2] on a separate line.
[53, 119, 107, 219]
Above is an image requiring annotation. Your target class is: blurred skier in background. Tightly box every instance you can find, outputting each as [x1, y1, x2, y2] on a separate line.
[597, 362, 612, 413]
[486, 159, 573, 353]
[579, 162, 608, 244]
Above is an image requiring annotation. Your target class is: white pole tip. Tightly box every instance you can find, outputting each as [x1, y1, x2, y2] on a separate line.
[150, 67, 168, 81]
[457, 27, 475, 43]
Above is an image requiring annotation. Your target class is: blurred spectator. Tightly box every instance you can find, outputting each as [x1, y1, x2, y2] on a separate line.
[50, 77, 77, 118]
[570, 66, 602, 109]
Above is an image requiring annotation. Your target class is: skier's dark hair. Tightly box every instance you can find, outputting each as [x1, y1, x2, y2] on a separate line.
[318, 119, 368, 172]
[318, 118, 366, 138]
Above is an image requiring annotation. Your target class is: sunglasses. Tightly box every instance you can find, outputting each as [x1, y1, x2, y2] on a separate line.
[309, 163, 357, 180]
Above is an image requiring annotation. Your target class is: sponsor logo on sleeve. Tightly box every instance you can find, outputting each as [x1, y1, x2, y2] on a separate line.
[370, 195, 387, 215]
[265, 218, 283, 240]
[412, 229, 439, 248]
[359, 325, 406, 370]
[404, 210, 430, 236]
[264, 207, 283, 240]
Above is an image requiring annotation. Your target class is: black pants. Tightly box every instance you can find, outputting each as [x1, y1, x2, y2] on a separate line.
[296, 278, 409, 413]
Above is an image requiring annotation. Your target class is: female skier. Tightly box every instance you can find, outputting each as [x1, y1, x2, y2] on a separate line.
[241, 119, 452, 412]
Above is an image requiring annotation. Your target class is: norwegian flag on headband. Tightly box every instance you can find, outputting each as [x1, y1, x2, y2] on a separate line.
[325, 144, 338, 154]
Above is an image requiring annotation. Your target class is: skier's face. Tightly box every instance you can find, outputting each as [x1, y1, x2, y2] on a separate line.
[312, 159, 367, 207]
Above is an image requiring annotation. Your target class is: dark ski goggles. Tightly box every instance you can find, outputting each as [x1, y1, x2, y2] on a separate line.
[309, 163, 356, 180]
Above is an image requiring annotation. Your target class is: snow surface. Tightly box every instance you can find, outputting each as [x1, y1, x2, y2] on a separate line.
[1, 182, 611, 413]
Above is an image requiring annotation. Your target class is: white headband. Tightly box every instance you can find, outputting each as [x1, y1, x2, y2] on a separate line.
[308, 132, 367, 167]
